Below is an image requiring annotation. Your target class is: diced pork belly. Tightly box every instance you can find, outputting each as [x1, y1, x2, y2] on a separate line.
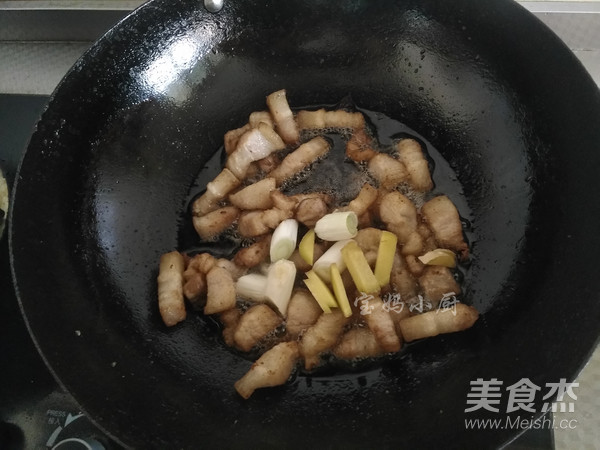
[269, 136, 330, 186]
[226, 124, 285, 179]
[362, 296, 402, 352]
[333, 327, 385, 359]
[396, 138, 433, 192]
[368, 153, 409, 189]
[354, 227, 382, 267]
[389, 252, 418, 301]
[235, 341, 299, 399]
[398, 303, 479, 342]
[192, 168, 241, 216]
[249, 110, 274, 129]
[228, 177, 276, 210]
[233, 304, 283, 352]
[214, 258, 247, 281]
[344, 183, 378, 217]
[285, 289, 323, 339]
[379, 191, 423, 255]
[204, 266, 236, 315]
[266, 89, 299, 145]
[224, 123, 251, 155]
[157, 251, 186, 327]
[233, 235, 271, 268]
[420, 195, 469, 259]
[192, 206, 239, 240]
[237, 207, 293, 238]
[220, 307, 242, 347]
[295, 196, 328, 227]
[296, 109, 365, 130]
[346, 128, 377, 162]
[299, 310, 350, 370]
[418, 266, 460, 307]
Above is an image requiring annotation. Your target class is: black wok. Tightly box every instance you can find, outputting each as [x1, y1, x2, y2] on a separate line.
[9, 0, 600, 448]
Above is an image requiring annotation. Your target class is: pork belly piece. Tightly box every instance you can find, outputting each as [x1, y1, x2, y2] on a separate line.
[233, 235, 271, 268]
[379, 191, 421, 250]
[249, 110, 274, 129]
[237, 211, 270, 237]
[296, 109, 365, 130]
[420, 195, 469, 259]
[398, 303, 479, 342]
[192, 168, 241, 216]
[157, 251, 186, 327]
[229, 177, 276, 210]
[186, 252, 216, 274]
[344, 183, 378, 217]
[233, 304, 283, 352]
[362, 296, 402, 352]
[396, 138, 433, 192]
[357, 210, 374, 229]
[226, 123, 285, 179]
[224, 123, 251, 155]
[295, 196, 328, 227]
[346, 128, 377, 162]
[389, 252, 418, 301]
[220, 307, 242, 347]
[263, 207, 294, 229]
[368, 153, 409, 189]
[255, 153, 280, 173]
[354, 227, 382, 267]
[269, 136, 330, 186]
[234, 341, 300, 399]
[192, 206, 239, 240]
[204, 266, 237, 315]
[387, 299, 411, 339]
[333, 327, 385, 359]
[266, 89, 299, 145]
[215, 258, 247, 281]
[417, 222, 437, 253]
[405, 254, 426, 278]
[270, 190, 298, 213]
[285, 289, 323, 339]
[418, 266, 460, 307]
[182, 271, 206, 306]
[299, 310, 349, 370]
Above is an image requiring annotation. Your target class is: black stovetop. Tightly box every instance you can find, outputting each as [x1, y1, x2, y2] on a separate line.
[0, 94, 554, 450]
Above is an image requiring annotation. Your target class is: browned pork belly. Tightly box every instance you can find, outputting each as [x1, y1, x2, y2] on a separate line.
[204, 266, 236, 315]
[333, 327, 385, 359]
[399, 303, 479, 342]
[192, 205, 239, 240]
[418, 266, 460, 307]
[270, 136, 330, 186]
[299, 310, 349, 370]
[266, 89, 299, 145]
[233, 235, 271, 268]
[234, 341, 300, 399]
[157, 251, 186, 326]
[228, 177, 276, 210]
[296, 109, 365, 130]
[346, 128, 377, 162]
[420, 195, 469, 259]
[362, 296, 402, 353]
[368, 153, 409, 189]
[396, 138, 433, 192]
[285, 289, 323, 339]
[233, 304, 283, 352]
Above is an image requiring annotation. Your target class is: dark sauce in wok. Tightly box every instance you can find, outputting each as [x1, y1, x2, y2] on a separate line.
[179, 104, 474, 374]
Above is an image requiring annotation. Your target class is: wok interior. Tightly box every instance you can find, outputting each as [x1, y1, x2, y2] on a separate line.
[10, 0, 600, 448]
